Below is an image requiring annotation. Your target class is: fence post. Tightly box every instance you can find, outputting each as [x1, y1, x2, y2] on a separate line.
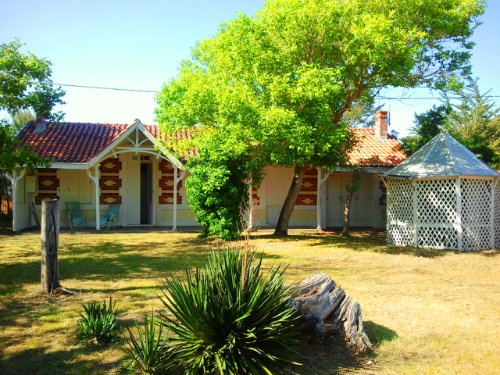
[41, 199, 60, 294]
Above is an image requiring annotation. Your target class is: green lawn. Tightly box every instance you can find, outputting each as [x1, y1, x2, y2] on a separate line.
[0, 229, 499, 374]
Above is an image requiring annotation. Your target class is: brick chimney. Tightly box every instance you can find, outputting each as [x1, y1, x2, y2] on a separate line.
[375, 110, 388, 140]
[33, 114, 47, 134]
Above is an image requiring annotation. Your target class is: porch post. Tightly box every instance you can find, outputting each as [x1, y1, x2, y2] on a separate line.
[248, 183, 253, 230]
[95, 165, 100, 230]
[87, 165, 101, 230]
[490, 178, 498, 249]
[8, 169, 25, 232]
[172, 168, 187, 231]
[173, 165, 178, 231]
[456, 177, 462, 251]
[316, 168, 331, 231]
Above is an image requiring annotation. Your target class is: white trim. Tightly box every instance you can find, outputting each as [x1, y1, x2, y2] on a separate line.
[87, 120, 184, 170]
[51, 162, 89, 170]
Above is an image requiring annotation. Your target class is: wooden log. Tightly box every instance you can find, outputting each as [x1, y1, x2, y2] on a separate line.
[292, 272, 372, 353]
[41, 199, 60, 294]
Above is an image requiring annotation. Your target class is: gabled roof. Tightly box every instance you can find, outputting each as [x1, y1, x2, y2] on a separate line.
[16, 121, 406, 168]
[384, 132, 500, 179]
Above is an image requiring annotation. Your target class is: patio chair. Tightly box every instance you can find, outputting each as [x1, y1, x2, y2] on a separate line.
[100, 204, 120, 229]
[67, 202, 87, 229]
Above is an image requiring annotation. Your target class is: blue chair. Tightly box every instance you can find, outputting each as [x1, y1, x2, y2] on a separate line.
[100, 204, 120, 229]
[67, 202, 87, 229]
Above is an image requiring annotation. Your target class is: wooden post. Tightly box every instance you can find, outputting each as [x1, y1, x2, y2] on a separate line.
[41, 199, 60, 294]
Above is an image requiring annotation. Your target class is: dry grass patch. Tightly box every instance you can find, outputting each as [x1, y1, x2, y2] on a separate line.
[0, 229, 499, 375]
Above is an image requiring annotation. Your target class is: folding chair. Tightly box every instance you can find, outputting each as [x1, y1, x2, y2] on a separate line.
[100, 204, 120, 229]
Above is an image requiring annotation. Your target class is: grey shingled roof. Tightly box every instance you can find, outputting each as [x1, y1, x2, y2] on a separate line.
[384, 132, 500, 179]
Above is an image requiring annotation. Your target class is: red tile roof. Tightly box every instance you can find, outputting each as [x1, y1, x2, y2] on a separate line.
[16, 122, 406, 167]
[17, 122, 129, 163]
[349, 128, 407, 167]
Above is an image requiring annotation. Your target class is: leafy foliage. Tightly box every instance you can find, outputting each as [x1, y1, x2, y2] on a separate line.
[156, 0, 484, 236]
[401, 105, 451, 155]
[123, 314, 175, 375]
[0, 40, 65, 120]
[0, 123, 50, 174]
[183, 128, 263, 240]
[445, 82, 500, 167]
[77, 298, 119, 346]
[0, 41, 63, 174]
[158, 248, 300, 374]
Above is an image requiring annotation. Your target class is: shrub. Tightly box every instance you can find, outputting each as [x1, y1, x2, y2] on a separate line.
[77, 297, 119, 346]
[158, 248, 300, 374]
[123, 313, 176, 375]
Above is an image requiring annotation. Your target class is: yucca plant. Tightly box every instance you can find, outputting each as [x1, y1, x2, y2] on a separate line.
[77, 297, 119, 346]
[123, 313, 176, 375]
[159, 248, 300, 374]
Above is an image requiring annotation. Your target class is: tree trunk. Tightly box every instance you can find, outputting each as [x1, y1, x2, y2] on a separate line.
[292, 272, 372, 353]
[343, 189, 353, 236]
[274, 165, 307, 235]
[41, 199, 60, 294]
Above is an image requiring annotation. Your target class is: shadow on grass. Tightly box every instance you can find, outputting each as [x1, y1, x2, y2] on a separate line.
[364, 321, 398, 345]
[255, 230, 500, 258]
[0, 236, 282, 297]
[0, 345, 125, 375]
[279, 335, 365, 375]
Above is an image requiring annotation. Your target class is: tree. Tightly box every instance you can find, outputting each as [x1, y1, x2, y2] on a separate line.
[156, 0, 484, 237]
[1, 41, 62, 203]
[343, 168, 363, 237]
[444, 82, 500, 167]
[401, 105, 451, 155]
[1, 40, 65, 121]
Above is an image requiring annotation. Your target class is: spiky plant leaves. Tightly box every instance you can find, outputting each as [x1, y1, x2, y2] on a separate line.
[123, 313, 178, 375]
[158, 248, 300, 374]
[77, 297, 119, 346]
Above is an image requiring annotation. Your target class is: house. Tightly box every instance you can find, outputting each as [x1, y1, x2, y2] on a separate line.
[9, 111, 406, 232]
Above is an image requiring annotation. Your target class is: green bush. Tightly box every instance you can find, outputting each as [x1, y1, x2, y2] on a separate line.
[77, 297, 119, 346]
[123, 313, 175, 375]
[158, 248, 300, 374]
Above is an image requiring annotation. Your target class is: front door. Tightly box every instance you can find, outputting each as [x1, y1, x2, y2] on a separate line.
[140, 163, 152, 224]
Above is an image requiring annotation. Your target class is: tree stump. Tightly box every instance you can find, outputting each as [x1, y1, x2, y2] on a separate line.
[41, 199, 61, 294]
[291, 272, 372, 353]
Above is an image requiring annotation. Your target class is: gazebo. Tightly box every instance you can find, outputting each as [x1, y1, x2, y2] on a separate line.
[383, 132, 500, 251]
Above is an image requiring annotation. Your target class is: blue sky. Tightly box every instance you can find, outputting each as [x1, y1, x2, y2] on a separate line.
[1, 0, 498, 137]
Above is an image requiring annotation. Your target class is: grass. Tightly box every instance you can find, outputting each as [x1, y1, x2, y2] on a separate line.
[0, 228, 499, 374]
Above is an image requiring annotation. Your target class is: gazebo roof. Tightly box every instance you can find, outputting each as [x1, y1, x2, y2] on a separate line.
[384, 132, 500, 179]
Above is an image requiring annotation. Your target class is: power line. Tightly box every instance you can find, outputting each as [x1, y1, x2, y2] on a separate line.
[54, 83, 159, 93]
[54, 82, 500, 100]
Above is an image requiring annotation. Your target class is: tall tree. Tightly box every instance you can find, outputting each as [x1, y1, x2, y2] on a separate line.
[401, 105, 451, 155]
[1, 41, 61, 182]
[1, 40, 65, 121]
[444, 82, 500, 167]
[156, 0, 484, 237]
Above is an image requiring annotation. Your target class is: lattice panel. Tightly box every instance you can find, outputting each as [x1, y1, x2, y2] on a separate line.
[416, 226, 458, 250]
[495, 181, 500, 248]
[416, 179, 457, 225]
[461, 178, 493, 251]
[386, 178, 414, 245]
